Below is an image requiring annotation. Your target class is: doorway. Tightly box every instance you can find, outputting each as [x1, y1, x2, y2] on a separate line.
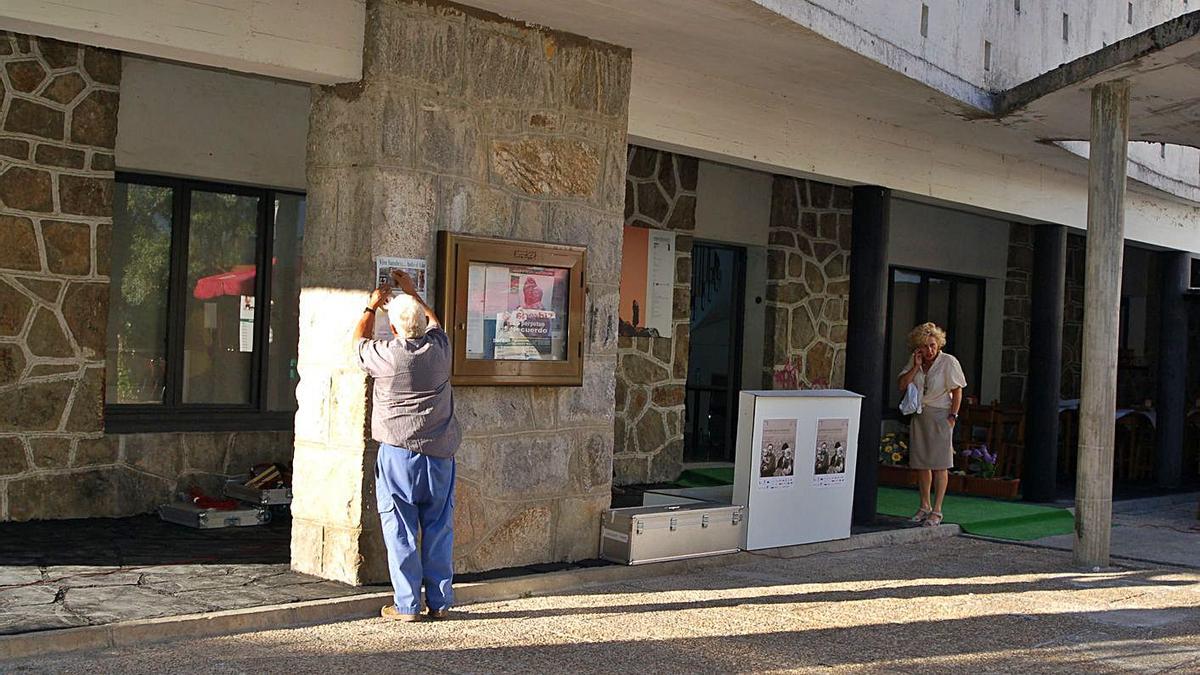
[684, 241, 746, 463]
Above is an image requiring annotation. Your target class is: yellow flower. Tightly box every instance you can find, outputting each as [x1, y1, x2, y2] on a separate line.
[899, 442, 908, 449]
[891, 452, 903, 462]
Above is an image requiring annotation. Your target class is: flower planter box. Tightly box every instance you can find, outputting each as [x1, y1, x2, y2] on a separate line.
[961, 476, 1021, 500]
[877, 464, 919, 487]
[947, 473, 966, 493]
[877, 465, 1020, 500]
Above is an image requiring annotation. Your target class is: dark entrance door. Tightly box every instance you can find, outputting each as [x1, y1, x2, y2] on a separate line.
[684, 242, 746, 463]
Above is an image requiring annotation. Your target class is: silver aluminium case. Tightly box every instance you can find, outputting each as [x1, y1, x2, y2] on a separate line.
[158, 503, 272, 529]
[600, 502, 744, 565]
[224, 481, 293, 506]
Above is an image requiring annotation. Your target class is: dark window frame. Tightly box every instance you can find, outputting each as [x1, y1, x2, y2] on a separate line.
[104, 172, 303, 433]
[683, 240, 747, 464]
[883, 265, 986, 420]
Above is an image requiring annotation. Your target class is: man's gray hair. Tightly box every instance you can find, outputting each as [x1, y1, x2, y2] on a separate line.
[388, 295, 428, 338]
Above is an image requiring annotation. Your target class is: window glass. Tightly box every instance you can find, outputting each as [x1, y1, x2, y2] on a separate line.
[887, 270, 921, 409]
[953, 283, 981, 397]
[267, 194, 305, 411]
[464, 262, 569, 361]
[182, 190, 260, 404]
[887, 268, 984, 411]
[105, 183, 173, 404]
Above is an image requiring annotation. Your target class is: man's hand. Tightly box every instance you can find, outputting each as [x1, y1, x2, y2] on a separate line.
[368, 282, 393, 311]
[390, 270, 417, 296]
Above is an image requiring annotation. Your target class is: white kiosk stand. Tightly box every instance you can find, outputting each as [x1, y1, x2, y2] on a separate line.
[732, 390, 863, 550]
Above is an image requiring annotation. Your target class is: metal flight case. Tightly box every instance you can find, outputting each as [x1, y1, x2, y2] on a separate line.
[600, 502, 744, 565]
[157, 503, 272, 530]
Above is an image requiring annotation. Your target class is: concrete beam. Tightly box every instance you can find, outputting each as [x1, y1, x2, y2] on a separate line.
[1074, 80, 1130, 569]
[0, 0, 365, 84]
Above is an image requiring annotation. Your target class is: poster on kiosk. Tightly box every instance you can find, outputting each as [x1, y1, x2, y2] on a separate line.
[732, 390, 863, 550]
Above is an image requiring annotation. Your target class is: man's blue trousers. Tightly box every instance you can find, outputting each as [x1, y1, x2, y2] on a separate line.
[375, 443, 455, 615]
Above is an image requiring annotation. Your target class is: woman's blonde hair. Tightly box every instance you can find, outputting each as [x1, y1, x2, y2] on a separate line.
[907, 322, 947, 350]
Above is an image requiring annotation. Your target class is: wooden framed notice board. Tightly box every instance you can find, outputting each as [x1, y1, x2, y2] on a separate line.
[436, 232, 586, 386]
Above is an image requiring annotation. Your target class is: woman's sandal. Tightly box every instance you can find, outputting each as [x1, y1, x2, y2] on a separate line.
[922, 511, 944, 527]
[910, 508, 932, 523]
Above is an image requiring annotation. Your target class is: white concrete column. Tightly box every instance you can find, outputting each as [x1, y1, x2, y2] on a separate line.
[1073, 80, 1130, 569]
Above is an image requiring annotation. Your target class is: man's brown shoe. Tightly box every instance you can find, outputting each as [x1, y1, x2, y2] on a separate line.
[381, 605, 422, 622]
[427, 608, 451, 620]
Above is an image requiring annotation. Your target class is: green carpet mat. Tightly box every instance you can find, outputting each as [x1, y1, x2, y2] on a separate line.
[675, 467, 735, 487]
[876, 486, 1074, 541]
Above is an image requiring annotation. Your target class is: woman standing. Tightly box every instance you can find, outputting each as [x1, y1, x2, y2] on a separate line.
[897, 322, 967, 527]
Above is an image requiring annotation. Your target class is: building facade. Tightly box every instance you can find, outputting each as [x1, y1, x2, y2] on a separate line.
[1, 1, 1197, 581]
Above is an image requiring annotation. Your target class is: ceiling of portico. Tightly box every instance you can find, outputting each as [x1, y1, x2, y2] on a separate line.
[462, 0, 1200, 208]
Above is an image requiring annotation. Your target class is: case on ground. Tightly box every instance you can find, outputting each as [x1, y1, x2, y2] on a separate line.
[223, 480, 293, 506]
[158, 503, 272, 529]
[600, 503, 744, 565]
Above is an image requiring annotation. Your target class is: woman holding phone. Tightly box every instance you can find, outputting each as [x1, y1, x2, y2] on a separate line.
[897, 322, 966, 527]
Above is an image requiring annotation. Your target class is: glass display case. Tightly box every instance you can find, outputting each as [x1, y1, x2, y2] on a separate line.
[436, 232, 586, 385]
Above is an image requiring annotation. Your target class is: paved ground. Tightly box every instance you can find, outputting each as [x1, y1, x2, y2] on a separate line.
[5, 536, 1198, 674]
[1033, 494, 1200, 569]
[0, 514, 373, 635]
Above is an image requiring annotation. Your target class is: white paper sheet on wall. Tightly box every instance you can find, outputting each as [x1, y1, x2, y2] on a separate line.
[373, 256, 428, 341]
[645, 229, 675, 337]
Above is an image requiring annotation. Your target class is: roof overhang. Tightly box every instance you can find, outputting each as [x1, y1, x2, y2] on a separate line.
[994, 11, 1200, 147]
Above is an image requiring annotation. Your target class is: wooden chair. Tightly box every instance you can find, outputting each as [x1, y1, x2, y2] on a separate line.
[954, 402, 995, 471]
[1184, 407, 1200, 481]
[991, 405, 1026, 479]
[1114, 412, 1155, 482]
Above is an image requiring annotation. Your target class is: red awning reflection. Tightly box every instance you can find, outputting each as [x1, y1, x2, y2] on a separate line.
[193, 265, 256, 299]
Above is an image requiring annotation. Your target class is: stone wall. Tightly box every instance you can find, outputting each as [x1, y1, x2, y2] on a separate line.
[1061, 233, 1086, 399]
[294, 0, 630, 583]
[612, 146, 695, 485]
[2, 430, 291, 519]
[763, 176, 852, 389]
[999, 223, 1033, 404]
[0, 32, 122, 518]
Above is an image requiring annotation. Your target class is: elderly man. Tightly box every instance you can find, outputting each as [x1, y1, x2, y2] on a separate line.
[353, 270, 460, 622]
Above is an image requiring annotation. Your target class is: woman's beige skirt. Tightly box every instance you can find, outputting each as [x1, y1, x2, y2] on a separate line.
[910, 406, 954, 470]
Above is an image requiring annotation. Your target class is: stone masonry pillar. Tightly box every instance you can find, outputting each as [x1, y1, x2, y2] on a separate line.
[1074, 80, 1129, 569]
[291, 0, 631, 584]
[1155, 250, 1189, 489]
[1022, 224, 1066, 502]
[846, 185, 890, 525]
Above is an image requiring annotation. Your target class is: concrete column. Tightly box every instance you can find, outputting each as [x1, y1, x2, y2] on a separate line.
[1155, 251, 1189, 489]
[1023, 225, 1066, 502]
[1074, 80, 1130, 569]
[846, 186, 891, 525]
[291, 0, 631, 584]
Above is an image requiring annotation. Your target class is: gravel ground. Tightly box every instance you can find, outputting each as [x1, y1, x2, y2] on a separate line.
[6, 537, 1199, 674]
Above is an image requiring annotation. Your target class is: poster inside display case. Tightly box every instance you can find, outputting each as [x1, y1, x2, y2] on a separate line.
[437, 232, 586, 386]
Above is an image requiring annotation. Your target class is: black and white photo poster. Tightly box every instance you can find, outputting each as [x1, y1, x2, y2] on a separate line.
[813, 418, 849, 488]
[758, 418, 796, 490]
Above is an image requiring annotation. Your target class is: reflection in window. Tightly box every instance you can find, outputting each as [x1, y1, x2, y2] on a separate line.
[886, 267, 985, 410]
[105, 183, 172, 404]
[182, 191, 260, 404]
[104, 174, 304, 427]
